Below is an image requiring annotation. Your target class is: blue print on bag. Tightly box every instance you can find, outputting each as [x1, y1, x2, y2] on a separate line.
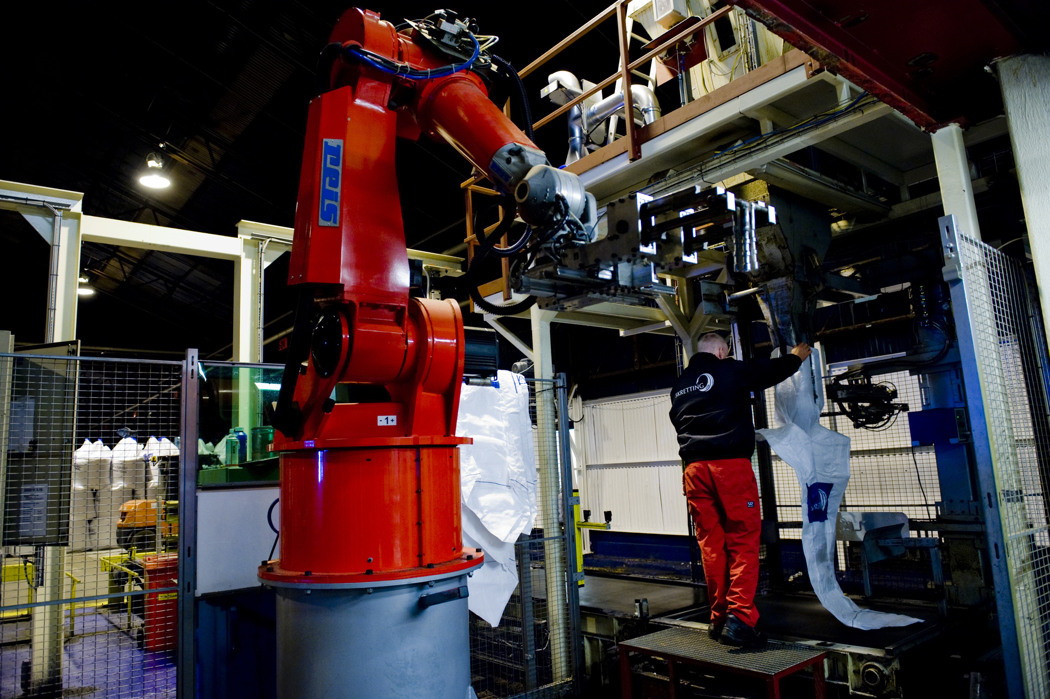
[807, 482, 833, 523]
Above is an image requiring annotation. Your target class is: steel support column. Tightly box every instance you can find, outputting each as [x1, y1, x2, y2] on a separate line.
[931, 124, 982, 241]
[530, 306, 571, 681]
[177, 349, 200, 699]
[996, 53, 1050, 347]
[939, 215, 1025, 699]
[557, 372, 584, 692]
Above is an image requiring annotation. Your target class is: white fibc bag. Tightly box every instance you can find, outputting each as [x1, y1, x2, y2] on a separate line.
[110, 437, 141, 491]
[73, 439, 110, 491]
[71, 439, 111, 550]
[456, 371, 538, 627]
[143, 436, 179, 492]
[758, 349, 921, 630]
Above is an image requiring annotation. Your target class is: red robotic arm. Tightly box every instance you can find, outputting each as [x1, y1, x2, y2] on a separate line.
[260, 12, 594, 696]
[263, 7, 591, 592]
[275, 8, 552, 447]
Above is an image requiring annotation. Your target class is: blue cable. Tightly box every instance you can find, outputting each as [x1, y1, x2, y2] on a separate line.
[345, 32, 480, 81]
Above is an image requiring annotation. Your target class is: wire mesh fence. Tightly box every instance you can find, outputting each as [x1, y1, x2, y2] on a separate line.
[468, 378, 579, 699]
[950, 229, 1050, 698]
[1, 351, 182, 699]
[762, 368, 941, 543]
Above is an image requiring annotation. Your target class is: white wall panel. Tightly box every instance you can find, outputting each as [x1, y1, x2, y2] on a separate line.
[577, 392, 688, 542]
[584, 463, 689, 536]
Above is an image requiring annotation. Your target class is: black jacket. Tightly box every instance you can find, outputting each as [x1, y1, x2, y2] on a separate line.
[669, 352, 803, 463]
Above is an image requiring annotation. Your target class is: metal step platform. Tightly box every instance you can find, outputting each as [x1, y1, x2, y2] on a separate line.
[619, 626, 826, 698]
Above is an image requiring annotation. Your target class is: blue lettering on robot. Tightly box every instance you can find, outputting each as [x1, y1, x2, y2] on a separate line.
[319, 139, 343, 227]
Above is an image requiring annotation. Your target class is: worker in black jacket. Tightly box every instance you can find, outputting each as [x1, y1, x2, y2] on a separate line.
[669, 332, 811, 647]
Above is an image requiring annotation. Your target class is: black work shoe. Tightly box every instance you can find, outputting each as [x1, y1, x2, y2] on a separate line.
[707, 618, 726, 641]
[720, 615, 767, 648]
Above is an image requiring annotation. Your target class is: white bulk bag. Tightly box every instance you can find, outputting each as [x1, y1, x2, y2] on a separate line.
[758, 349, 921, 630]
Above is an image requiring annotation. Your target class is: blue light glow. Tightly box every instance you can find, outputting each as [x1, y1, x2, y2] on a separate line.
[317, 451, 325, 484]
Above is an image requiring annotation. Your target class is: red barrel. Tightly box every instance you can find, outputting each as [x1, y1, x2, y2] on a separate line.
[142, 553, 178, 652]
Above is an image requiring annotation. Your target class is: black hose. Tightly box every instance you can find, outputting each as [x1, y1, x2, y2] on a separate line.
[475, 201, 534, 258]
[469, 282, 537, 316]
[464, 199, 537, 316]
[267, 498, 280, 561]
[488, 226, 533, 257]
[491, 54, 534, 142]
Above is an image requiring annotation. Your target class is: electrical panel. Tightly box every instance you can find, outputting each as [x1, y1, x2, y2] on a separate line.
[654, 0, 689, 28]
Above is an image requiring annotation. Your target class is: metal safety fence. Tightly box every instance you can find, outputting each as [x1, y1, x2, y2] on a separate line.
[468, 377, 582, 698]
[0, 346, 582, 699]
[941, 215, 1050, 699]
[0, 350, 182, 699]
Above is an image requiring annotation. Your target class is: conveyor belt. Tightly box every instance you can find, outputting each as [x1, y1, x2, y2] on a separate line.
[620, 627, 825, 676]
[529, 568, 703, 618]
[567, 573, 943, 654]
[579, 576, 703, 618]
[662, 591, 943, 654]
[754, 593, 941, 651]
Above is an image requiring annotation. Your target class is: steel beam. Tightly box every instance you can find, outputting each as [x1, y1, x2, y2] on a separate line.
[931, 124, 982, 242]
[529, 306, 571, 681]
[178, 348, 200, 699]
[996, 54, 1050, 355]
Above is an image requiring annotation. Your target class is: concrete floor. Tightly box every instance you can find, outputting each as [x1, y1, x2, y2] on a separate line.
[0, 609, 174, 698]
[1, 542, 175, 699]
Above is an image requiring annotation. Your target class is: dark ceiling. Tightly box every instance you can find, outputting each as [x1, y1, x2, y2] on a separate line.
[730, 0, 1050, 129]
[1, 0, 615, 356]
[2, 0, 1044, 363]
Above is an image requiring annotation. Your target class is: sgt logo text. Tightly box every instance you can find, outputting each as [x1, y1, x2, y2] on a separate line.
[319, 138, 343, 227]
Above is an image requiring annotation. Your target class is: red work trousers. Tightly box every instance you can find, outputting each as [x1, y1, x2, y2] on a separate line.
[684, 458, 761, 628]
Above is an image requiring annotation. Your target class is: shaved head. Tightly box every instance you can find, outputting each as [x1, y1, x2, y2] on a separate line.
[698, 333, 730, 359]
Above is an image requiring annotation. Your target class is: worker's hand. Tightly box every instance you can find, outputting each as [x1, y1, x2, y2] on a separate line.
[790, 343, 812, 362]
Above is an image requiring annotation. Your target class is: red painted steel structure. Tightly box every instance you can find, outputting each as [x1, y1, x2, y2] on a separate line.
[260, 7, 541, 588]
[728, 0, 1024, 129]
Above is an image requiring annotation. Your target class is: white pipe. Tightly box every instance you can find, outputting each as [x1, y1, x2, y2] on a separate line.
[548, 71, 587, 164]
[585, 84, 661, 129]
[547, 70, 661, 164]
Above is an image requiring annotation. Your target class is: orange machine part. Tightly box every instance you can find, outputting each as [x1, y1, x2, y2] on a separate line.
[273, 445, 465, 577]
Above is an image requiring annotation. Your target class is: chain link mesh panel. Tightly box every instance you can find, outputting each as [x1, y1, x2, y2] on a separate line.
[763, 369, 941, 542]
[1, 353, 182, 699]
[468, 379, 578, 698]
[949, 230, 1050, 698]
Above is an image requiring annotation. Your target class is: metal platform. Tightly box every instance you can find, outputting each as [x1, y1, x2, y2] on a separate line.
[619, 626, 826, 699]
[622, 626, 826, 675]
[654, 591, 943, 657]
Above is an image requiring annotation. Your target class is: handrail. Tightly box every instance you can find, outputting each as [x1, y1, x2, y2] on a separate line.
[519, 2, 620, 79]
[65, 571, 82, 637]
[530, 5, 733, 134]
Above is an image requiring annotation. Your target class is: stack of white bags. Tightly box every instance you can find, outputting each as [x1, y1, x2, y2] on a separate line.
[71, 436, 177, 550]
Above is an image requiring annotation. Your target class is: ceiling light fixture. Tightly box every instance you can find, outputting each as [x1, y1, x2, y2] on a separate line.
[77, 287, 96, 297]
[78, 275, 89, 283]
[139, 152, 171, 189]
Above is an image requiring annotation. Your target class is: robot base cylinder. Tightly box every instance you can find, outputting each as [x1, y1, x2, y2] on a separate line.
[273, 568, 476, 699]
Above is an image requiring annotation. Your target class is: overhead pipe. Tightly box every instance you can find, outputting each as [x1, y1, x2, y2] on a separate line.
[547, 71, 587, 164]
[548, 71, 661, 164]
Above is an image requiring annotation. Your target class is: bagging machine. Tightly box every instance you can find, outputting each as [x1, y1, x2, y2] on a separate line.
[260, 4, 1049, 697]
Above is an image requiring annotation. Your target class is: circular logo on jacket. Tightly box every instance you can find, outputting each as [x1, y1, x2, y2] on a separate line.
[694, 373, 714, 392]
